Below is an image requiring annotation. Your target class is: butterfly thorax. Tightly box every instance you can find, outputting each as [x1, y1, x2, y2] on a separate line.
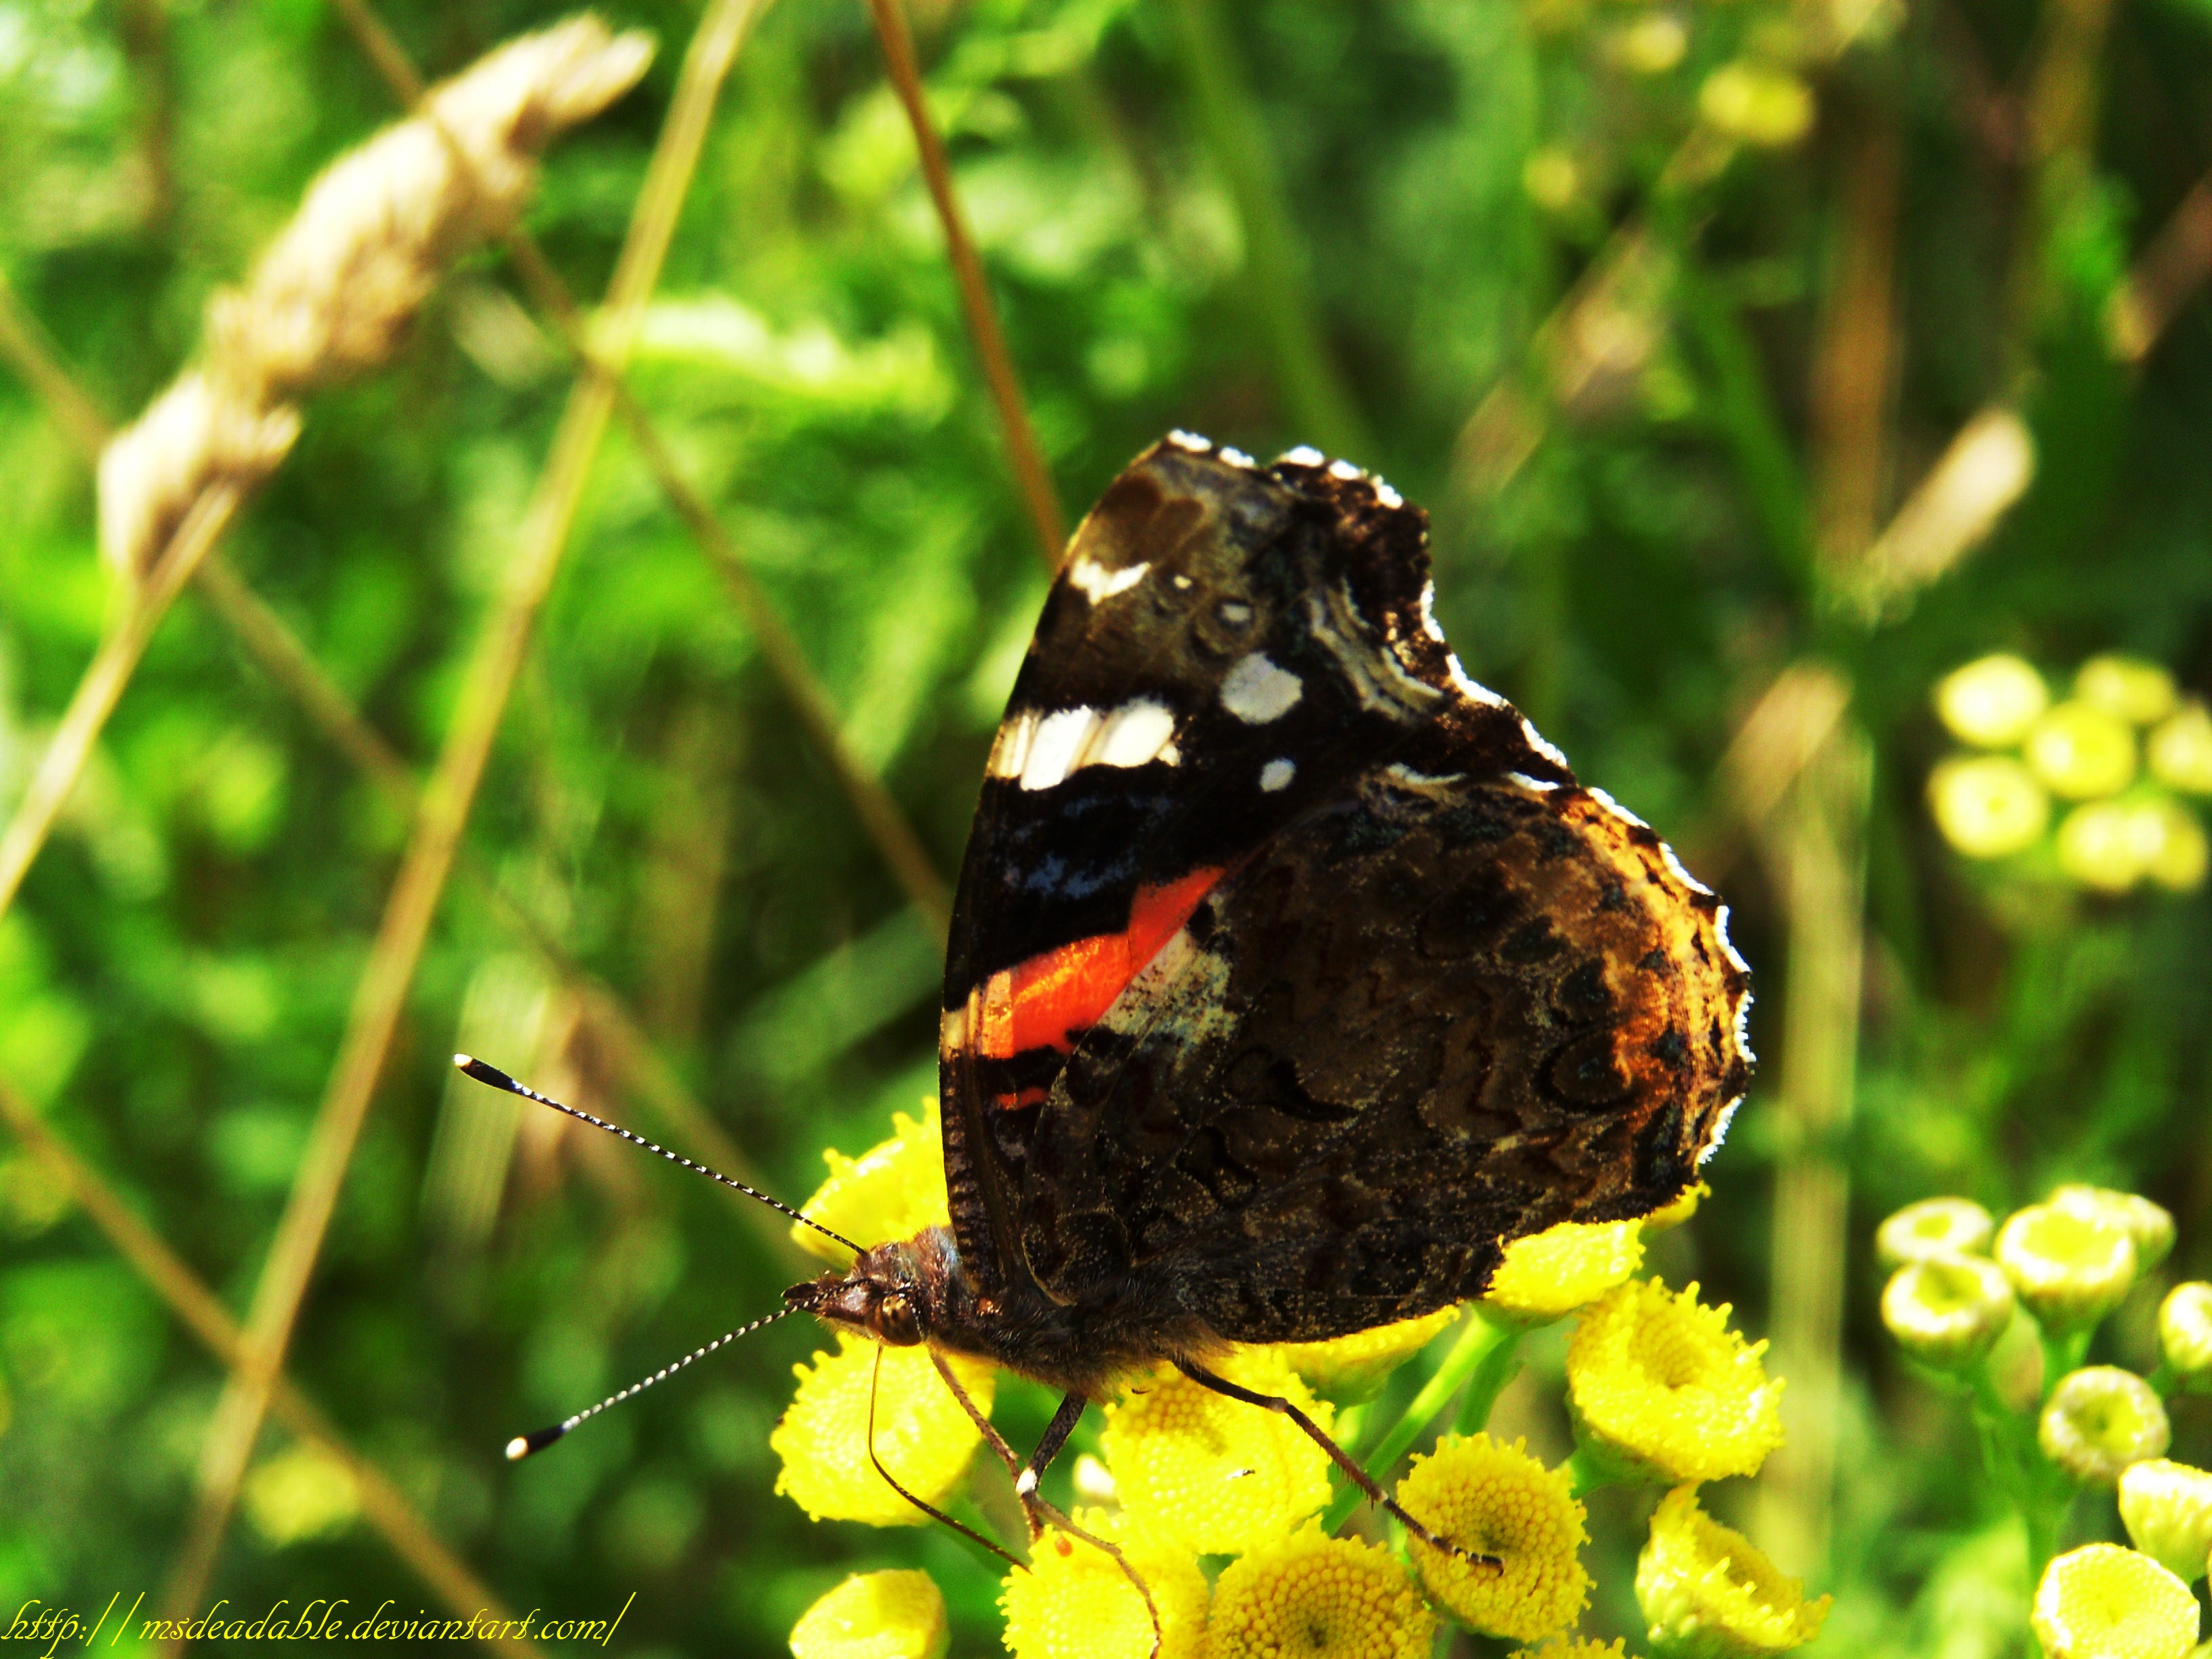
[785, 1225, 1224, 1397]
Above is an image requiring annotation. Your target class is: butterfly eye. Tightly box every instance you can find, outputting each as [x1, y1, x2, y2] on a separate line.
[872, 1292, 922, 1347]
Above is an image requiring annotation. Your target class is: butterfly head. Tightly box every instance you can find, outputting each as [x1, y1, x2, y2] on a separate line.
[785, 1240, 927, 1347]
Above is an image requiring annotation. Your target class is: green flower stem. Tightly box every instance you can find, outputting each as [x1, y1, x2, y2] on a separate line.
[1456, 1321, 1527, 1435]
[2144, 1361, 2177, 1397]
[2038, 1326, 2091, 1404]
[1963, 1345, 2077, 1585]
[1322, 1308, 1515, 1534]
[1565, 1443, 1619, 1500]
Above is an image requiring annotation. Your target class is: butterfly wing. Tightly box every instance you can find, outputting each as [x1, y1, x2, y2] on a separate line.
[1012, 760, 1753, 1342]
[939, 436, 1557, 1298]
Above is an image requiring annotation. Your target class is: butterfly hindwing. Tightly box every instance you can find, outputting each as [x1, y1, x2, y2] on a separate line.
[1010, 762, 1751, 1343]
[939, 437, 1562, 1296]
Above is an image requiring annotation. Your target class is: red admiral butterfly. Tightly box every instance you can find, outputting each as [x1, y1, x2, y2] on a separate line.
[468, 432, 1750, 1574]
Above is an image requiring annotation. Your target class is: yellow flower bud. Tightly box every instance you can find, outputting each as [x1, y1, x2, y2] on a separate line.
[242, 1443, 361, 1546]
[1565, 1279, 1785, 1486]
[2032, 1544, 2200, 1659]
[2078, 656, 2179, 726]
[1929, 756, 2049, 858]
[1881, 1256, 2015, 1370]
[2050, 1185, 2175, 1273]
[1876, 1197, 1995, 1267]
[1395, 1433, 1589, 1641]
[1001, 1511, 1208, 1659]
[2159, 1283, 2212, 1380]
[794, 1099, 949, 1266]
[1511, 1643, 1629, 1659]
[790, 1570, 949, 1659]
[2056, 800, 2160, 892]
[1273, 1306, 1460, 1401]
[1635, 1486, 1830, 1658]
[1937, 654, 2050, 748]
[1523, 148, 1581, 213]
[2148, 701, 2212, 795]
[1204, 1522, 1435, 1659]
[2040, 1366, 2171, 1486]
[1483, 1219, 1647, 1322]
[1994, 1203, 2137, 1334]
[2028, 702, 2139, 800]
[771, 1332, 996, 1525]
[2120, 1460, 2212, 1583]
[1698, 64, 1814, 147]
[1102, 1350, 1332, 1555]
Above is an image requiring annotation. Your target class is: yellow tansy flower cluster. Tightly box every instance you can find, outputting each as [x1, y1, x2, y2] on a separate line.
[1566, 1279, 1785, 1484]
[777, 1105, 1820, 1657]
[1927, 651, 2211, 892]
[792, 1097, 948, 1265]
[1397, 1434, 1589, 1639]
[1635, 1487, 1830, 1657]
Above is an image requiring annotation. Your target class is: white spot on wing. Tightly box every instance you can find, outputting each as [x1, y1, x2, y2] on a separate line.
[1519, 716, 1570, 769]
[1732, 995, 1755, 1065]
[1091, 700, 1178, 769]
[1069, 556, 1149, 602]
[1258, 758, 1295, 792]
[1020, 706, 1103, 791]
[1220, 653, 1304, 723]
[1450, 655, 1507, 706]
[987, 710, 1037, 779]
[1168, 430, 1211, 452]
[1505, 772, 1559, 793]
[1418, 581, 1447, 643]
[1221, 446, 1255, 468]
[1280, 445, 1325, 466]
[1660, 840, 1715, 897]
[1327, 459, 1361, 480]
[1715, 904, 1751, 974]
[1697, 1097, 1742, 1166]
[1374, 478, 1403, 508]
[939, 1006, 966, 1048]
[1386, 762, 1464, 786]
[1586, 786, 1650, 831]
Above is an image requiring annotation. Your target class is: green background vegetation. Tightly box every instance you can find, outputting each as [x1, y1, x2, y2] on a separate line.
[2, 0, 2210, 1651]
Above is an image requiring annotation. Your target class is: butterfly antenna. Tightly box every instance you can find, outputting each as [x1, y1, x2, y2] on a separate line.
[506, 1305, 796, 1460]
[453, 1054, 862, 1256]
[867, 1345, 1023, 1569]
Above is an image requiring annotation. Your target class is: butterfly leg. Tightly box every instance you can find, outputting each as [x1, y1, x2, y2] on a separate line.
[1174, 1359, 1503, 1572]
[928, 1357, 1161, 1658]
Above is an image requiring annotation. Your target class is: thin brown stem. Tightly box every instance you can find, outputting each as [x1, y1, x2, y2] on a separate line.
[862, 0, 1067, 569]
[0, 1078, 539, 1657]
[0, 485, 241, 926]
[0, 270, 112, 455]
[159, 0, 767, 1630]
[328, 0, 951, 937]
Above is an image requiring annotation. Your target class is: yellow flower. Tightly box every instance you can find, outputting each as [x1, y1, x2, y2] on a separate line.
[1484, 1219, 1647, 1322]
[1565, 1279, 1784, 1485]
[2159, 1283, 2212, 1381]
[771, 1332, 996, 1525]
[790, 1570, 948, 1659]
[2141, 801, 2211, 891]
[1272, 1306, 1460, 1401]
[2078, 656, 2179, 726]
[1395, 1433, 1589, 1640]
[2041, 1367, 2171, 1486]
[1002, 1510, 1208, 1659]
[1102, 1350, 1334, 1555]
[2119, 1460, 2212, 1582]
[1929, 756, 2050, 858]
[2148, 700, 2212, 795]
[1881, 1256, 2015, 1371]
[1204, 1523, 1436, 1659]
[1994, 1203, 2137, 1334]
[1876, 1197, 1995, 1267]
[2032, 1544, 2201, 1659]
[1636, 1486, 1830, 1658]
[2029, 702, 2139, 799]
[2051, 1185, 2175, 1272]
[1513, 1643, 1628, 1659]
[794, 1098, 949, 1265]
[1937, 655, 2049, 747]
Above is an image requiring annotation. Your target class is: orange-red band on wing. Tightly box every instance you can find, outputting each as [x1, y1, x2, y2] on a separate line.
[974, 866, 1225, 1073]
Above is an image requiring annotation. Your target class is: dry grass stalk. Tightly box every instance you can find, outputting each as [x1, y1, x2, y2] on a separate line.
[98, 14, 651, 583]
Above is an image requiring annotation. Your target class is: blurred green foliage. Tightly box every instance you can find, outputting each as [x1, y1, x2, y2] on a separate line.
[3, 0, 2212, 1652]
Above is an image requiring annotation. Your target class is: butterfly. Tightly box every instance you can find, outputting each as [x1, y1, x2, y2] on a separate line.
[779, 432, 1753, 1557]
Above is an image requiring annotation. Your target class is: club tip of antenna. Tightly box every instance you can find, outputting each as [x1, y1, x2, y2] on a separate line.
[506, 1424, 567, 1460]
[453, 1052, 474, 1069]
[454, 1054, 514, 1090]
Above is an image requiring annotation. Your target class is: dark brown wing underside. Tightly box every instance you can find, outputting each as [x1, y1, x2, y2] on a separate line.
[1012, 765, 1750, 1345]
